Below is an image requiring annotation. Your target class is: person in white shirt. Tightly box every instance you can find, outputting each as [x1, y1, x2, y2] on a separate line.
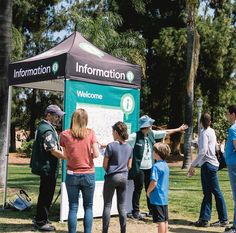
[188, 113, 228, 227]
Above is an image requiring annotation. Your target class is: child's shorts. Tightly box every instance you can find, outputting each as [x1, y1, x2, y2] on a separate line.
[152, 205, 168, 223]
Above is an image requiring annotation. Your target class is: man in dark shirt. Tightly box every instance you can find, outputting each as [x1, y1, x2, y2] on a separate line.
[30, 105, 66, 231]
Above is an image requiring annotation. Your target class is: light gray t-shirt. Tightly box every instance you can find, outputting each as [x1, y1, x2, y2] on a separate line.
[192, 127, 219, 167]
[139, 136, 152, 169]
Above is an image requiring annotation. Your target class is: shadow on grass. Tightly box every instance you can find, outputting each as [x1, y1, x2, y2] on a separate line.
[169, 227, 215, 233]
[0, 209, 32, 220]
[169, 219, 193, 225]
[169, 219, 224, 233]
[0, 223, 71, 233]
[0, 203, 61, 221]
[0, 223, 33, 232]
[0, 222, 88, 233]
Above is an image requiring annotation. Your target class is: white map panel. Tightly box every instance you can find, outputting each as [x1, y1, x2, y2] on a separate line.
[76, 103, 124, 167]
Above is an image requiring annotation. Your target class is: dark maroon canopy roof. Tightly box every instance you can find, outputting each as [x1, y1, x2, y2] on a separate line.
[8, 32, 142, 89]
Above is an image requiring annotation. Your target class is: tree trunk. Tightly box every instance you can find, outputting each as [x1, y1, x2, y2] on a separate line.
[169, 75, 185, 158]
[182, 1, 200, 169]
[0, 0, 12, 188]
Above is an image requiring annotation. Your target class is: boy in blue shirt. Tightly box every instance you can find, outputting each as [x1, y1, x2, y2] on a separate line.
[225, 105, 236, 233]
[147, 142, 171, 233]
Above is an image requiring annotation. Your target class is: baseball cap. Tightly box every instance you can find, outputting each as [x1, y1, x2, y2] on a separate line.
[45, 105, 65, 117]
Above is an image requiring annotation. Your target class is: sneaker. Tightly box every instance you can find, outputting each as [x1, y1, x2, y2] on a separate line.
[210, 220, 229, 227]
[32, 218, 52, 225]
[34, 223, 56, 232]
[146, 211, 152, 218]
[225, 226, 236, 233]
[132, 212, 144, 220]
[193, 219, 209, 227]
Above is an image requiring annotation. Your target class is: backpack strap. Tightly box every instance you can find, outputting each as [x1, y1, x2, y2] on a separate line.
[20, 189, 31, 202]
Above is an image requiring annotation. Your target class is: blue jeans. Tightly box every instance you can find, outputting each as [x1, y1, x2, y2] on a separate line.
[199, 162, 228, 221]
[102, 173, 128, 233]
[66, 173, 95, 233]
[228, 165, 236, 228]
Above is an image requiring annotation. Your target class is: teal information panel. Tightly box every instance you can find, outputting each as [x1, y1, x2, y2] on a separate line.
[62, 80, 140, 182]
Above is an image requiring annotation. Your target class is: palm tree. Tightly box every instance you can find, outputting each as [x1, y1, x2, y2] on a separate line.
[182, 0, 200, 169]
[0, 0, 12, 192]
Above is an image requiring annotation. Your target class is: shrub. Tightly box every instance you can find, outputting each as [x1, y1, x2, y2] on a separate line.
[212, 107, 231, 143]
[17, 140, 34, 157]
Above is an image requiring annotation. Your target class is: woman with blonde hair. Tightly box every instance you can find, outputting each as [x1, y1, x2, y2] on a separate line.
[60, 108, 99, 233]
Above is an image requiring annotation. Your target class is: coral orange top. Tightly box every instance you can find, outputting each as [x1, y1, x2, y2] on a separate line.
[60, 129, 97, 174]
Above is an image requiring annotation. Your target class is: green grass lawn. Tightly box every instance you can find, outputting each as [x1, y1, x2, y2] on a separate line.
[0, 164, 234, 232]
[140, 166, 233, 222]
[169, 168, 233, 222]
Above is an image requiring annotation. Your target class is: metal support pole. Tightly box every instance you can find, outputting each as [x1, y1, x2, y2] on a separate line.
[2, 86, 12, 209]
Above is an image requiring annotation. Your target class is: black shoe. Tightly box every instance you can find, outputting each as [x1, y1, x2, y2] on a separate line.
[210, 220, 229, 227]
[225, 226, 236, 233]
[32, 218, 52, 225]
[193, 219, 209, 227]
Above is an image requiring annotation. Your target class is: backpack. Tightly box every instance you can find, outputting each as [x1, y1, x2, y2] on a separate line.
[215, 149, 227, 170]
[8, 189, 32, 211]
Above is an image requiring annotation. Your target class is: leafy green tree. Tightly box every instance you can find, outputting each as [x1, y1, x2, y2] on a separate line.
[152, 28, 187, 156]
[11, 88, 63, 141]
[192, 1, 236, 154]
[113, 0, 186, 115]
[10, 0, 146, 142]
[197, 2, 236, 112]
[11, 26, 25, 61]
[12, 0, 64, 55]
[115, 0, 235, 166]
[8, 0, 236, 161]
[112, 0, 188, 155]
[9, 87, 26, 152]
[212, 107, 231, 143]
[59, 0, 146, 67]
[11, 0, 67, 140]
